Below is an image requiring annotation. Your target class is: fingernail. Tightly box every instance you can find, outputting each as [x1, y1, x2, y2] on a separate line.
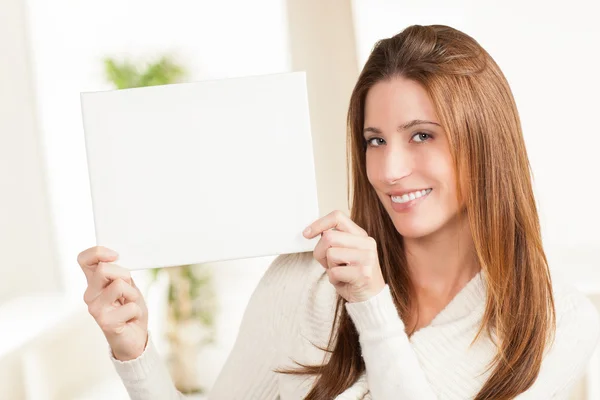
[109, 250, 119, 258]
[303, 227, 311, 236]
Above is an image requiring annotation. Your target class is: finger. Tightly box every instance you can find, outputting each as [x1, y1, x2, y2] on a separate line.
[77, 246, 119, 282]
[327, 265, 360, 286]
[109, 302, 142, 325]
[97, 302, 142, 334]
[84, 262, 132, 304]
[88, 278, 139, 319]
[314, 230, 375, 269]
[303, 210, 368, 239]
[326, 247, 366, 268]
[103, 278, 139, 305]
[87, 276, 137, 320]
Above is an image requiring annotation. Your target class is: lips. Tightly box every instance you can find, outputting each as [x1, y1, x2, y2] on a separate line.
[389, 188, 432, 212]
[390, 188, 432, 204]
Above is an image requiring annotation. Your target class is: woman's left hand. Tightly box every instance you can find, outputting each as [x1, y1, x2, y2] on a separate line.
[303, 210, 386, 303]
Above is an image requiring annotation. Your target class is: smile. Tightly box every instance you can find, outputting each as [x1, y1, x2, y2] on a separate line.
[390, 188, 432, 204]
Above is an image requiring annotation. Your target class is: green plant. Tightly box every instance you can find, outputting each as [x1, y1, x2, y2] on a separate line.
[104, 56, 186, 89]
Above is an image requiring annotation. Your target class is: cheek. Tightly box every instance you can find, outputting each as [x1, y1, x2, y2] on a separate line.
[422, 151, 457, 193]
[439, 165, 460, 208]
[365, 154, 378, 185]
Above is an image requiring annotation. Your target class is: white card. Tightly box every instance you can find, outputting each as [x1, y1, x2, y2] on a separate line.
[81, 71, 320, 270]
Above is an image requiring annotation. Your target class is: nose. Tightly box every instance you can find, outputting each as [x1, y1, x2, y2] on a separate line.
[380, 145, 413, 185]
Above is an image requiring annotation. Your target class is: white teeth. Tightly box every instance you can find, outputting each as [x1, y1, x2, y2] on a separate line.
[391, 188, 432, 204]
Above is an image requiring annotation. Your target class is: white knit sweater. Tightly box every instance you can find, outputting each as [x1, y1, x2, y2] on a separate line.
[110, 252, 600, 399]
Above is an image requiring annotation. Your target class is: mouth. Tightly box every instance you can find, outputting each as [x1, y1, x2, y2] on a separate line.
[390, 188, 432, 204]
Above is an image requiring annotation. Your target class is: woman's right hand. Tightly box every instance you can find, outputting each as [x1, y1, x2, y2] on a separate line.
[77, 246, 149, 361]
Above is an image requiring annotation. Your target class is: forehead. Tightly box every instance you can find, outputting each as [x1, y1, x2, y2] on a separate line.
[364, 77, 438, 124]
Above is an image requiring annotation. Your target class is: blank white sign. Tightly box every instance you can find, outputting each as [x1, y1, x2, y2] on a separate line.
[81, 71, 320, 270]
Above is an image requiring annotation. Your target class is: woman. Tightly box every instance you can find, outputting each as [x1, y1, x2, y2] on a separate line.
[78, 25, 600, 399]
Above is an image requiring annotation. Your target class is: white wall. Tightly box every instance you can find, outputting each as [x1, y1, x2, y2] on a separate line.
[351, 0, 600, 271]
[0, 0, 61, 303]
[286, 0, 360, 215]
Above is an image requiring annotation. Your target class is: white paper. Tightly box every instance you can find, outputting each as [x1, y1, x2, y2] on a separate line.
[81, 71, 320, 270]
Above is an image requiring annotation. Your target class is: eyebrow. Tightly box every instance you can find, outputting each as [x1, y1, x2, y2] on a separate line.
[363, 119, 441, 136]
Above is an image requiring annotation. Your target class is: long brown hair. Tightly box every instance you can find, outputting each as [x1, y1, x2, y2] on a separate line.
[278, 24, 556, 399]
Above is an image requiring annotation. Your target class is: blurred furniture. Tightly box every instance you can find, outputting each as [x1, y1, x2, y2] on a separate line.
[0, 294, 129, 400]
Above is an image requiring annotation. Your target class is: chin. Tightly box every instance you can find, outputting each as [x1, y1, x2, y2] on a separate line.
[390, 210, 463, 240]
[387, 208, 451, 239]
[392, 222, 438, 239]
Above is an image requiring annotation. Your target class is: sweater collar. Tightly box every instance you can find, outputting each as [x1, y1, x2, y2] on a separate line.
[428, 268, 487, 326]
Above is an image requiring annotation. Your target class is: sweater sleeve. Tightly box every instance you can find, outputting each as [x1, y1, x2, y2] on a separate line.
[109, 254, 298, 399]
[109, 331, 185, 400]
[345, 285, 438, 399]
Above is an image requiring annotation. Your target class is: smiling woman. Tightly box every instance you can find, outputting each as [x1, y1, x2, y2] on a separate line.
[275, 24, 600, 399]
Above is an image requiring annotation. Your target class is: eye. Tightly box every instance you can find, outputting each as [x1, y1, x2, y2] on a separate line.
[411, 132, 432, 143]
[365, 137, 385, 147]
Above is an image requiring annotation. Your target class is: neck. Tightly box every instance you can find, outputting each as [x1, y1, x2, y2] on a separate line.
[403, 208, 481, 304]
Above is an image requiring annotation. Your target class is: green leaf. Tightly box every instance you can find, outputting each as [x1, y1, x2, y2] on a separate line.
[103, 58, 142, 89]
[149, 267, 160, 282]
[103, 55, 186, 90]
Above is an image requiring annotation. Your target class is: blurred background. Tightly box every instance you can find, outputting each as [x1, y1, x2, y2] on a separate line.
[1, 0, 599, 399]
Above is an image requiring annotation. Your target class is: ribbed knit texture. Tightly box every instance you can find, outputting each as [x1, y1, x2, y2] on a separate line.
[110, 252, 600, 399]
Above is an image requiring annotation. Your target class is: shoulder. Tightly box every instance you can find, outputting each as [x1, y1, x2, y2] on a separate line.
[253, 251, 327, 319]
[259, 251, 324, 289]
[511, 275, 600, 396]
[264, 251, 320, 275]
[536, 276, 600, 386]
[263, 252, 339, 370]
[236, 252, 324, 347]
[551, 277, 600, 340]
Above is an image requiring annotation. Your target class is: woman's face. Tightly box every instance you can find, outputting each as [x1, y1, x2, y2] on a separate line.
[364, 76, 462, 239]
